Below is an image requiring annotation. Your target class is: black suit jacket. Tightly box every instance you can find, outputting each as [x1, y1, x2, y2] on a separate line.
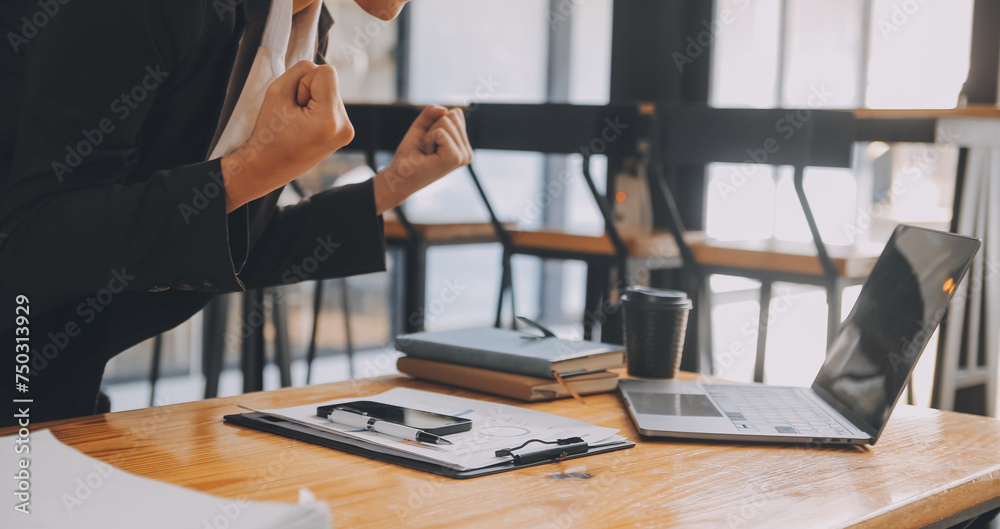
[0, 0, 386, 423]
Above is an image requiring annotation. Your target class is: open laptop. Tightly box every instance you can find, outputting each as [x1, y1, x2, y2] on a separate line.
[618, 225, 981, 445]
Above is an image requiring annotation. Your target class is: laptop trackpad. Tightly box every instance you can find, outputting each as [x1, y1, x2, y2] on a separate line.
[630, 392, 723, 417]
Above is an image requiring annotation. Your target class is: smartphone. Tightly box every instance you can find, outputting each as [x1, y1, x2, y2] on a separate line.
[316, 401, 472, 436]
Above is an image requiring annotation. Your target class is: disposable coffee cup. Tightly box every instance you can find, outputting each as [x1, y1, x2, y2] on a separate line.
[621, 286, 693, 378]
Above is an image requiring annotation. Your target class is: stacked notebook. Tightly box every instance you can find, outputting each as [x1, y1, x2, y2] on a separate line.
[394, 327, 626, 401]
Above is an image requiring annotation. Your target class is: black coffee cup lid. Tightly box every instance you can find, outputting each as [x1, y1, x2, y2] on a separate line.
[622, 286, 692, 308]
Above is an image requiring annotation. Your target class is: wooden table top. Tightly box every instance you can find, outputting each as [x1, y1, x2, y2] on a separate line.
[685, 234, 884, 278]
[382, 219, 505, 244]
[509, 229, 681, 258]
[6, 373, 1000, 529]
[853, 106, 1000, 120]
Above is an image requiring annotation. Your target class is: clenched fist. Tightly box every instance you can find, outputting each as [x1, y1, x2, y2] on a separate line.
[221, 60, 354, 212]
[372, 106, 474, 214]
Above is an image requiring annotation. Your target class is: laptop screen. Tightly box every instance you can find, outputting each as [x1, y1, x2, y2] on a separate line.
[811, 225, 980, 437]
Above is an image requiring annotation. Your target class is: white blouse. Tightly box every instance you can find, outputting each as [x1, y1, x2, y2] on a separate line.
[210, 0, 322, 161]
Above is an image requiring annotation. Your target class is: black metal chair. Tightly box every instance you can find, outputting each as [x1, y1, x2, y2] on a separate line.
[463, 103, 686, 343]
[342, 106, 508, 334]
[656, 105, 880, 380]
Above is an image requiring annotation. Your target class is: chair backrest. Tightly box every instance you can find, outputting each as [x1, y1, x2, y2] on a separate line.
[466, 103, 641, 156]
[466, 104, 659, 265]
[342, 103, 657, 334]
[343, 103, 651, 257]
[344, 102, 644, 154]
[658, 105, 856, 168]
[655, 104, 857, 279]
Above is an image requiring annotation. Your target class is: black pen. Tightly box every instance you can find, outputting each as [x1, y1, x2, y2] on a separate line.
[327, 408, 453, 446]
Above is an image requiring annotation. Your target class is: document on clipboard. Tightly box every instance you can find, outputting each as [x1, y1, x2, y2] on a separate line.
[225, 388, 634, 478]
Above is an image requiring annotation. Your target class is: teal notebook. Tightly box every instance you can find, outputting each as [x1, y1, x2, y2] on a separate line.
[394, 327, 625, 379]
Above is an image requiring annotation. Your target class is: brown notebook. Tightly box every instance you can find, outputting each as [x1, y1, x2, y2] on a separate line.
[396, 356, 619, 401]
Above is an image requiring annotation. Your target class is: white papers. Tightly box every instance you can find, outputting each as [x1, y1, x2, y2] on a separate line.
[0, 430, 329, 529]
[250, 387, 623, 472]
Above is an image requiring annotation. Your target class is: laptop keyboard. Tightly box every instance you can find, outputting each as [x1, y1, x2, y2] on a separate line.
[703, 385, 851, 437]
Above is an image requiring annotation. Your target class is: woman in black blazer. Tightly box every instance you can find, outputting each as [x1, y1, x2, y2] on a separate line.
[0, 0, 471, 425]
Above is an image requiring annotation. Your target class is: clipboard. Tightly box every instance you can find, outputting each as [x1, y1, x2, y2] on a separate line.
[224, 412, 635, 479]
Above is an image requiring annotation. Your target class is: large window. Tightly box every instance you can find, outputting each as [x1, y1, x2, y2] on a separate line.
[707, 0, 974, 396]
[404, 0, 613, 333]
